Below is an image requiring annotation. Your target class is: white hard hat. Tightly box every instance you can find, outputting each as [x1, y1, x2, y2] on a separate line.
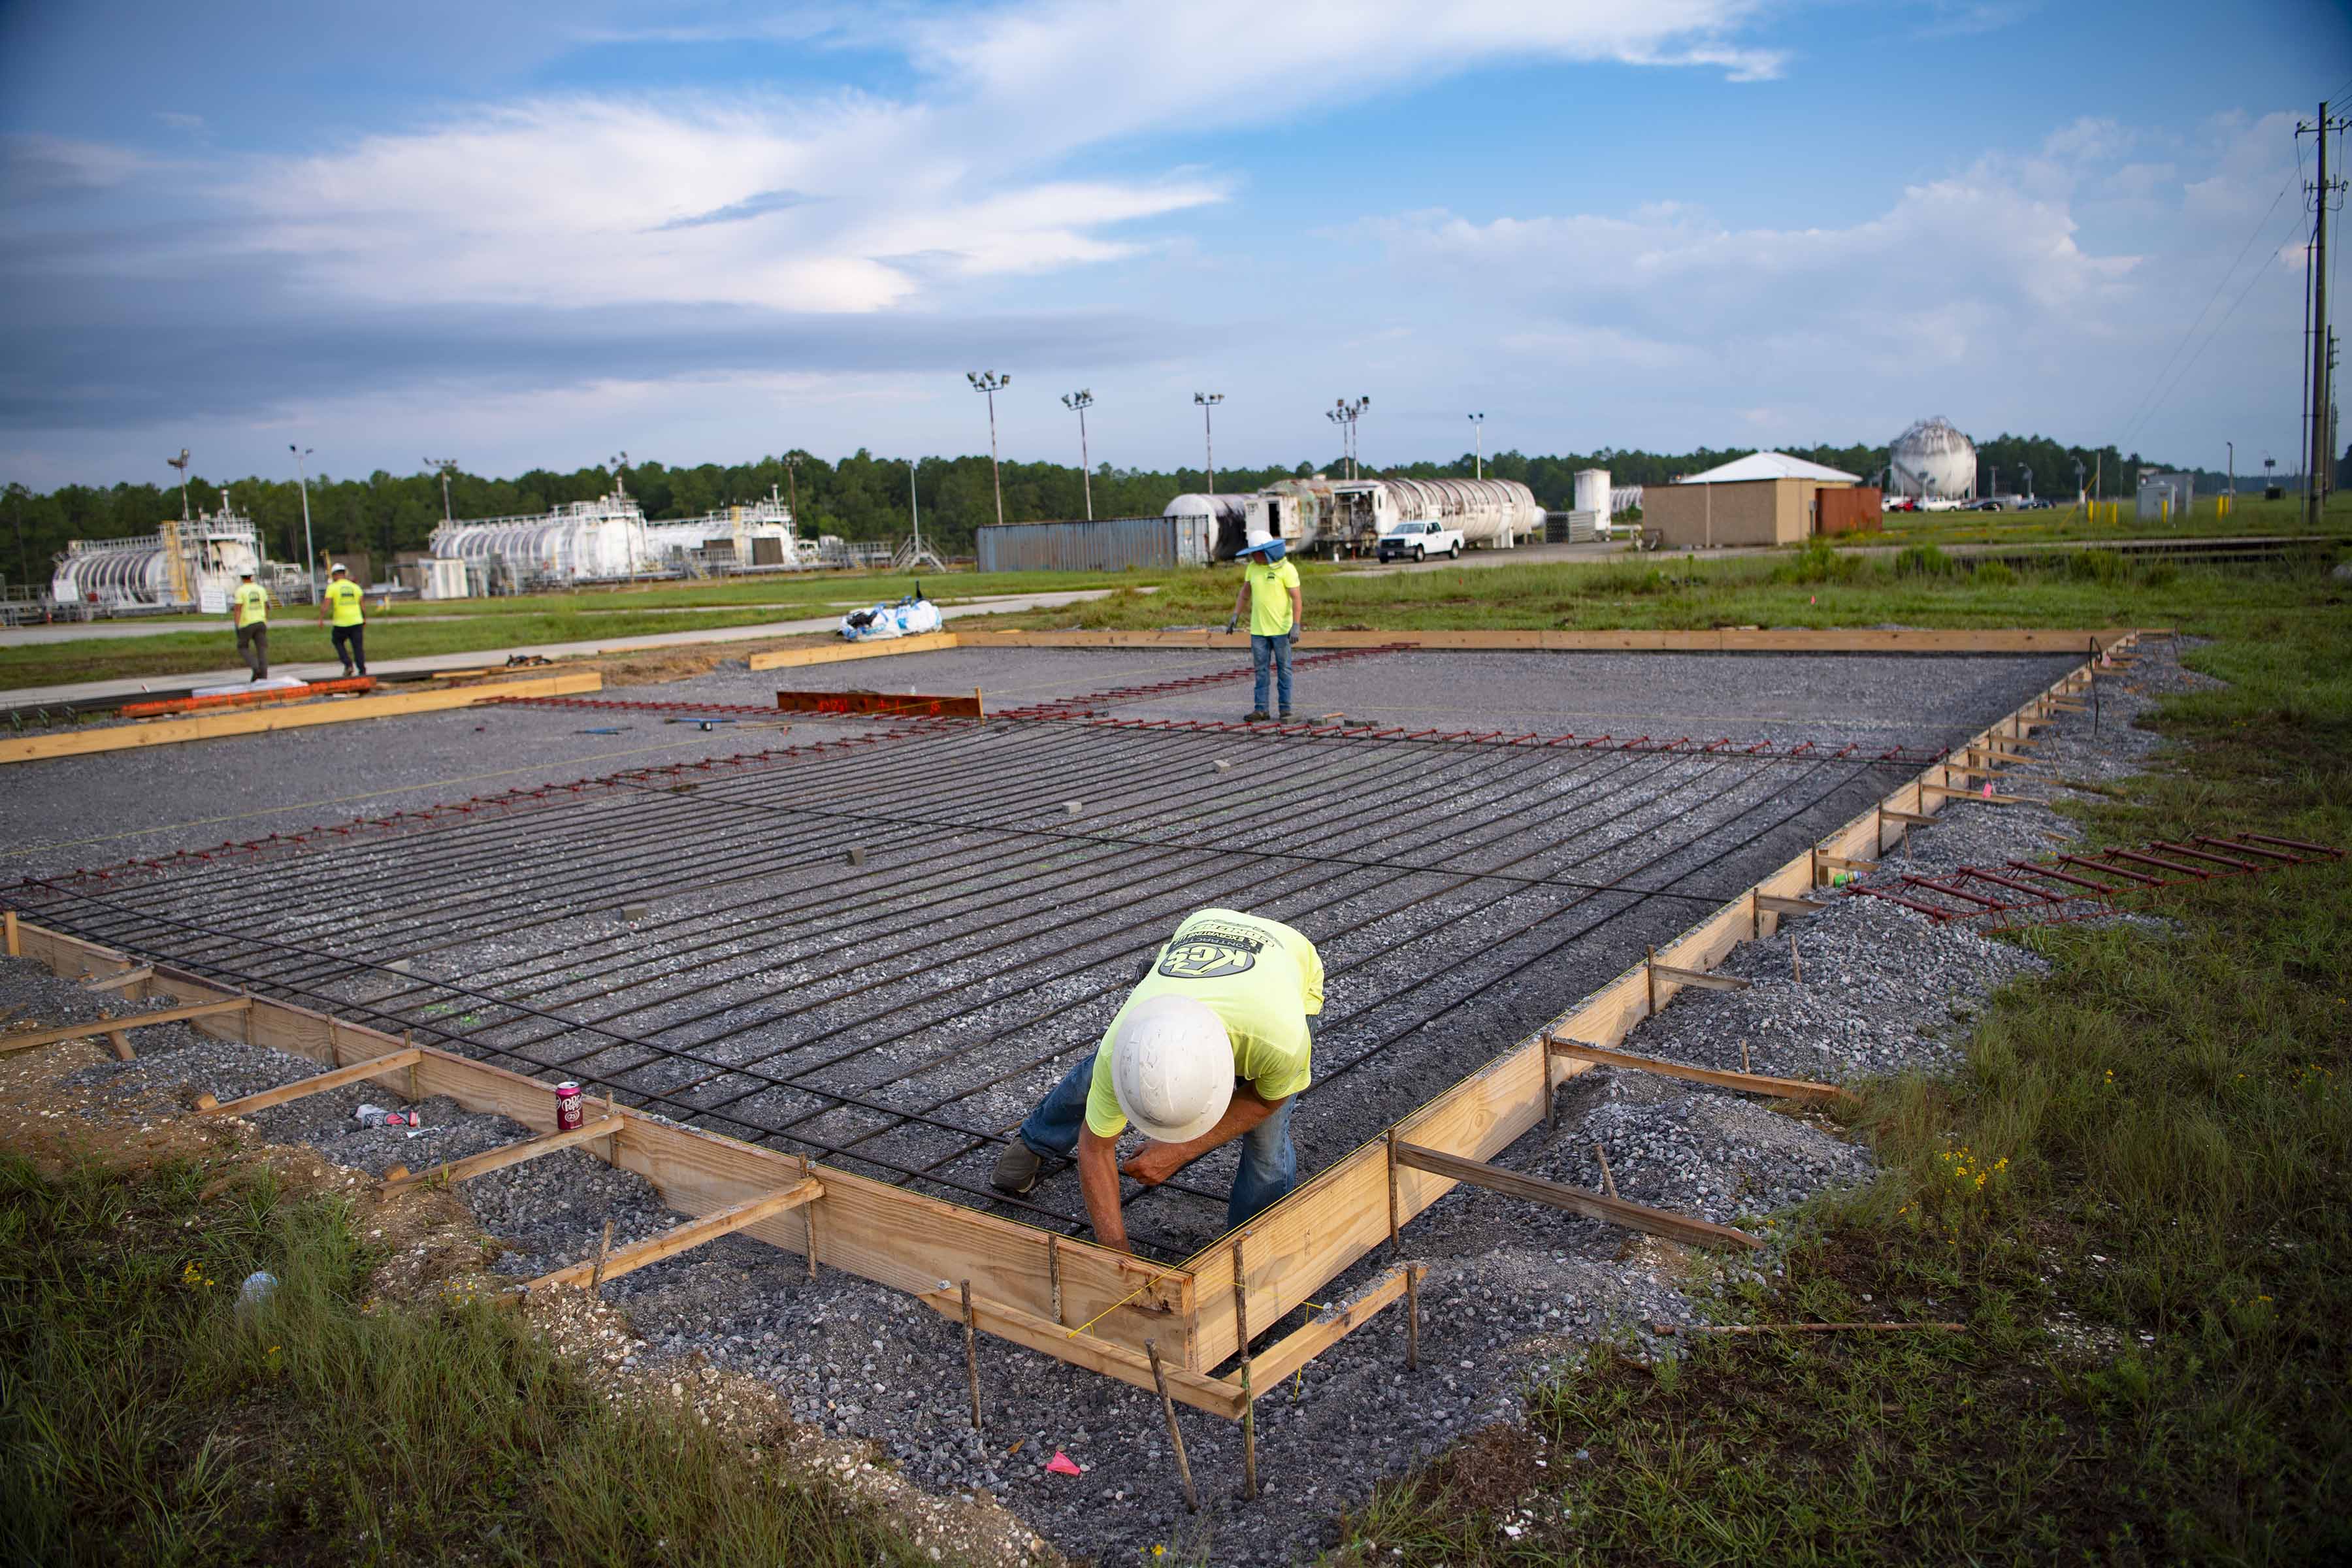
[329, 563, 348, 575]
[1108, 994, 1233, 1143]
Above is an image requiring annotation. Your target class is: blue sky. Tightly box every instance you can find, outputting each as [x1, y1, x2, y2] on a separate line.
[3, 0, 2348, 490]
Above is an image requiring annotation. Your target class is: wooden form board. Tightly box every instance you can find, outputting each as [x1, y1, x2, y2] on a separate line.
[745, 630, 960, 671]
[1172, 635, 2130, 1369]
[961, 627, 2140, 656]
[774, 689, 983, 719]
[1, 919, 1193, 1367]
[0, 670, 604, 766]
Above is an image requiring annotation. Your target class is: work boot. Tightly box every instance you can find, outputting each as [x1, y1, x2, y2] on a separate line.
[992, 1139, 1042, 1196]
[1243, 710, 1270, 723]
[1278, 710, 1295, 722]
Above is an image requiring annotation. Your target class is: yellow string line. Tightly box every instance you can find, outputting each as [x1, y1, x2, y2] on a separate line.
[1064, 1266, 1187, 1339]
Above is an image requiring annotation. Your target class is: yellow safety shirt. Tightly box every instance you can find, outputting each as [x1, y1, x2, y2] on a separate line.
[1085, 908, 1324, 1138]
[324, 578, 364, 627]
[1243, 557, 1299, 636]
[232, 583, 269, 626]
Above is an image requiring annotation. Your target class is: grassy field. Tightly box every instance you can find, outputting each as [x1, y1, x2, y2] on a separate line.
[0, 1152, 925, 1567]
[1324, 559, 2352, 1562]
[0, 566, 1168, 692]
[1864, 489, 2340, 549]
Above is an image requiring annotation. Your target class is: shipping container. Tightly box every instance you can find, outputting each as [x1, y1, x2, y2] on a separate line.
[975, 515, 1211, 572]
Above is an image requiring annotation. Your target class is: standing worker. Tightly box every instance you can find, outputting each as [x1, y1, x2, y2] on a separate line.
[320, 562, 367, 678]
[230, 568, 272, 681]
[1224, 537, 1303, 723]
[993, 907, 1324, 1254]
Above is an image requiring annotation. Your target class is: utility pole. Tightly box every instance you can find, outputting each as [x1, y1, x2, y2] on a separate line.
[292, 446, 318, 599]
[424, 457, 457, 523]
[968, 372, 1009, 530]
[6, 481, 27, 593]
[2300, 102, 2346, 526]
[783, 453, 802, 522]
[2227, 440, 2235, 497]
[1467, 412, 1485, 479]
[908, 457, 921, 552]
[1194, 392, 1222, 497]
[167, 448, 191, 521]
[1062, 390, 1095, 519]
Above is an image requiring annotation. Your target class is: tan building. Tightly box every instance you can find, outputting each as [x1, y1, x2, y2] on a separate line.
[1642, 452, 1863, 549]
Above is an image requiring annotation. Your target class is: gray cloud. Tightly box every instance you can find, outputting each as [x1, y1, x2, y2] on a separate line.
[649, 187, 813, 231]
[0, 242, 1213, 431]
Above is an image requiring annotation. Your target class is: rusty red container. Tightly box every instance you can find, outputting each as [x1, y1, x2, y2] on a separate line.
[555, 1081, 583, 1132]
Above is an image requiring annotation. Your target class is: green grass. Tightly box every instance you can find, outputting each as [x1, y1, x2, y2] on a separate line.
[3, 565, 1169, 691]
[1867, 490, 2341, 550]
[1326, 563, 2352, 1564]
[1028, 534, 2351, 642]
[0, 1153, 923, 1567]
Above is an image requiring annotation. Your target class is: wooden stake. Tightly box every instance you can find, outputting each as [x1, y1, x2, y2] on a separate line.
[1789, 932, 1801, 983]
[1593, 1143, 1618, 1200]
[799, 1153, 817, 1281]
[3, 909, 16, 958]
[403, 1030, 418, 1102]
[975, 687, 985, 725]
[589, 1218, 615, 1294]
[1146, 1340, 1199, 1513]
[106, 1030, 134, 1062]
[961, 1279, 983, 1430]
[327, 1017, 343, 1067]
[1048, 1233, 1064, 1325]
[1233, 1237, 1257, 1501]
[1740, 1039, 1751, 1074]
[1405, 1263, 1422, 1371]
[1645, 945, 1658, 1015]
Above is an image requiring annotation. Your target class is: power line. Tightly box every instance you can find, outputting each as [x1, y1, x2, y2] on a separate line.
[2114, 180, 2294, 453]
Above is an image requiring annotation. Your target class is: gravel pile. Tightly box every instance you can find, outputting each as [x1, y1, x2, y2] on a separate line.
[0, 639, 2200, 1565]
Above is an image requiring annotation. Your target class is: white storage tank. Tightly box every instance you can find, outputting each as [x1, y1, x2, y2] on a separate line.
[1164, 493, 1254, 559]
[1573, 468, 1610, 515]
[1887, 417, 1977, 500]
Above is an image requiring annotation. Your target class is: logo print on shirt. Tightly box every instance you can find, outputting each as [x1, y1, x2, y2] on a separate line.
[1158, 938, 1256, 980]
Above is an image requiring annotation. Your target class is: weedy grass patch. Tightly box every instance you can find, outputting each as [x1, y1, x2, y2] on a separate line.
[0, 1154, 924, 1567]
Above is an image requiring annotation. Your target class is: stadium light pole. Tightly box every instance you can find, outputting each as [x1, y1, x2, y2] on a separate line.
[289, 446, 317, 600]
[1062, 389, 1095, 519]
[167, 448, 192, 521]
[1467, 412, 1485, 479]
[1194, 392, 1223, 497]
[968, 372, 1009, 530]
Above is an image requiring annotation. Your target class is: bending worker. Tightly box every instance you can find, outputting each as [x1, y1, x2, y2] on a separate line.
[319, 562, 367, 677]
[229, 568, 271, 681]
[1223, 537, 1303, 723]
[994, 907, 1324, 1253]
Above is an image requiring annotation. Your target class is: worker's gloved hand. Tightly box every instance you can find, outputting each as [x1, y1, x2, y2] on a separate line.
[1223, 614, 1239, 635]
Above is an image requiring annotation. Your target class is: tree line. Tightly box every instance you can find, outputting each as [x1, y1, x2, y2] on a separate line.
[1, 434, 2321, 592]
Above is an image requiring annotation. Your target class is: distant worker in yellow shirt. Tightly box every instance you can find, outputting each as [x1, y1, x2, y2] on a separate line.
[229, 569, 272, 681]
[1223, 536, 1303, 723]
[993, 907, 1324, 1253]
[319, 563, 367, 678]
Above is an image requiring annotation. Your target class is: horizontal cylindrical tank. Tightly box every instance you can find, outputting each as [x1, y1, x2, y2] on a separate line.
[52, 543, 170, 605]
[1164, 493, 1254, 559]
[1573, 468, 1610, 515]
[977, 515, 1211, 572]
[431, 495, 649, 583]
[1375, 477, 1543, 547]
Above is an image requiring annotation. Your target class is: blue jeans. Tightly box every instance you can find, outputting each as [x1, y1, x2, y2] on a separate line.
[1251, 632, 1293, 716]
[1018, 1053, 1299, 1230]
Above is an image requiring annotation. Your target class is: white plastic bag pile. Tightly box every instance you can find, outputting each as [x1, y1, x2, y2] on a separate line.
[838, 596, 941, 641]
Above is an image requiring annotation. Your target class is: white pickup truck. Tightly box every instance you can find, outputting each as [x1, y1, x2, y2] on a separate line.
[1375, 519, 1463, 562]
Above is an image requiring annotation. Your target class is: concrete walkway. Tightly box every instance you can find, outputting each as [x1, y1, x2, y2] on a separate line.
[1, 589, 1122, 708]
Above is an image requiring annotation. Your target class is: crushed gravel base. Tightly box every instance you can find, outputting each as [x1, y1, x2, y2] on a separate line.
[0, 637, 2210, 1564]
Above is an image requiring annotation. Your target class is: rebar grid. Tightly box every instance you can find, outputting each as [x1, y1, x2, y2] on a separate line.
[16, 714, 1921, 1257]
